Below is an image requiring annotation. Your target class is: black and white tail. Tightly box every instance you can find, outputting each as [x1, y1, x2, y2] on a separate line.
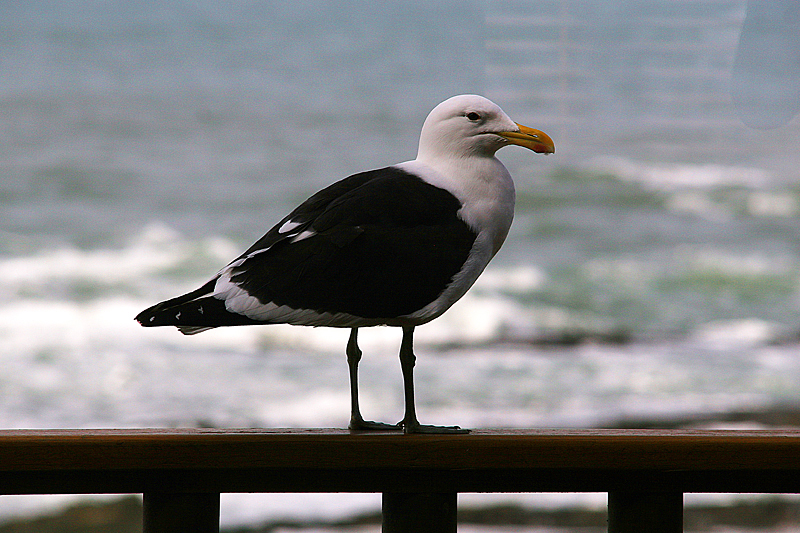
[134, 279, 260, 335]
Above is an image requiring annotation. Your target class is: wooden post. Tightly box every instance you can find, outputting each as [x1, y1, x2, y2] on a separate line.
[382, 492, 457, 533]
[608, 491, 683, 533]
[143, 492, 220, 533]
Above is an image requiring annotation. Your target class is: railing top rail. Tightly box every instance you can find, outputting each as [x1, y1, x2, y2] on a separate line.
[3, 427, 800, 469]
[1, 428, 799, 494]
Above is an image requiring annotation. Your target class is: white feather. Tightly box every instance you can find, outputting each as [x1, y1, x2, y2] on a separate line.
[290, 230, 316, 243]
[278, 220, 302, 234]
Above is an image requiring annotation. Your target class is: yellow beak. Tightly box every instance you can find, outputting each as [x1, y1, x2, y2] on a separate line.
[498, 123, 555, 154]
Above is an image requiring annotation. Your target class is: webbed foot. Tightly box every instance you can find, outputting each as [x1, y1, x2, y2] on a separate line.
[401, 420, 470, 434]
[349, 416, 403, 431]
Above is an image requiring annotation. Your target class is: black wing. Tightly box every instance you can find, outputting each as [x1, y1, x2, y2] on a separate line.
[228, 166, 477, 319]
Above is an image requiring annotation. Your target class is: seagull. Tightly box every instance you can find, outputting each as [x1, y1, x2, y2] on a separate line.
[135, 94, 554, 434]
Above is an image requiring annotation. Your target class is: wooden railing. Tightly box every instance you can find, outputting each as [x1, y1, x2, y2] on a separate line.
[1, 428, 800, 532]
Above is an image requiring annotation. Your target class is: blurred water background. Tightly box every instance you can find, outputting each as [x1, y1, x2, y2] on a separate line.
[1, 0, 800, 530]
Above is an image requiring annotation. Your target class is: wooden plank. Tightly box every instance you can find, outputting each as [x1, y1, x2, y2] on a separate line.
[4, 428, 800, 470]
[0, 429, 799, 494]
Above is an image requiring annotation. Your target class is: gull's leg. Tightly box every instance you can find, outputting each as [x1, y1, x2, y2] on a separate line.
[347, 328, 401, 431]
[399, 326, 469, 434]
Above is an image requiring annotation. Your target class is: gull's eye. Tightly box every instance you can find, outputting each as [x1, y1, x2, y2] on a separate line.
[466, 112, 481, 121]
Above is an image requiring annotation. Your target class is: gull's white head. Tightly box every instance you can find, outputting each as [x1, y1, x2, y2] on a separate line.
[416, 94, 555, 162]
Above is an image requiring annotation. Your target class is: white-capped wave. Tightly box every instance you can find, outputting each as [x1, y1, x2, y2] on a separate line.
[592, 156, 772, 190]
[692, 318, 790, 347]
[0, 223, 239, 294]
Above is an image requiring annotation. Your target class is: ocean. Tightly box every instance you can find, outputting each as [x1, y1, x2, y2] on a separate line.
[1, 0, 800, 530]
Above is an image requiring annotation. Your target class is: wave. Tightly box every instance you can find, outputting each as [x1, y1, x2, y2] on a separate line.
[2, 223, 797, 361]
[591, 156, 773, 191]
